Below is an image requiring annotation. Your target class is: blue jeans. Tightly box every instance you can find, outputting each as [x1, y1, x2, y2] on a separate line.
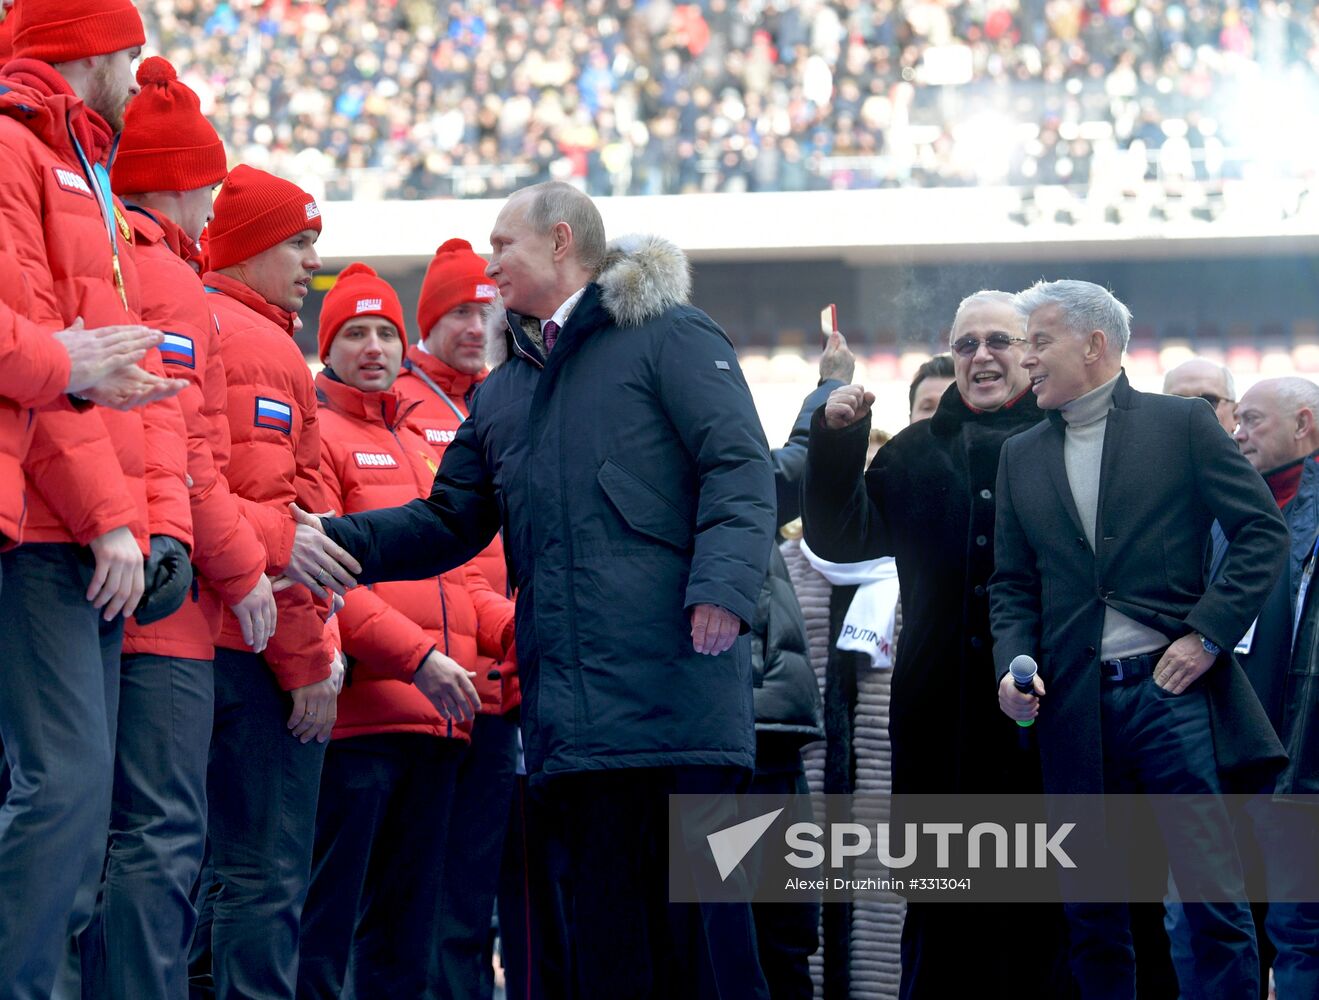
[1167, 795, 1319, 999]
[1061, 677, 1257, 1000]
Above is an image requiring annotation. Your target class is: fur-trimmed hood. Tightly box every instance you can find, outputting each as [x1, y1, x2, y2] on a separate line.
[483, 233, 692, 368]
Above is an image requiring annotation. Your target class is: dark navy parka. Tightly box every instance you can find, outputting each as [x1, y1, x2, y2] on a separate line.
[322, 237, 777, 778]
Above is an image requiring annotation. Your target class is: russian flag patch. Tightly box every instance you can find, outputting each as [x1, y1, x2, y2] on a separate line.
[254, 396, 294, 434]
[159, 332, 196, 369]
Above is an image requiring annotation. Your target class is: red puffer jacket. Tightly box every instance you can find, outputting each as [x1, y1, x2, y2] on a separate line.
[395, 343, 520, 715]
[205, 270, 333, 690]
[0, 60, 190, 556]
[0, 212, 70, 545]
[315, 371, 515, 741]
[121, 208, 268, 661]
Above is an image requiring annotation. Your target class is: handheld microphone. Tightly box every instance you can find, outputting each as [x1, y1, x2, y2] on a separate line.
[1009, 654, 1039, 729]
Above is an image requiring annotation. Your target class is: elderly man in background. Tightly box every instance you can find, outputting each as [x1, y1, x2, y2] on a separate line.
[1165, 377, 1319, 999]
[1163, 357, 1238, 436]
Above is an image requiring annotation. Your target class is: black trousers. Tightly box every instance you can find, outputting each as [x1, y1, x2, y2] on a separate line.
[539, 765, 771, 1000]
[748, 739, 819, 1000]
[71, 653, 213, 1000]
[192, 647, 326, 1000]
[0, 544, 121, 1000]
[298, 732, 464, 999]
[430, 712, 518, 1000]
[497, 773, 567, 1000]
[86, 654, 213, 1000]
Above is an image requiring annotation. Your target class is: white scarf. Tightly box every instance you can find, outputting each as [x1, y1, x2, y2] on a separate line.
[799, 540, 900, 669]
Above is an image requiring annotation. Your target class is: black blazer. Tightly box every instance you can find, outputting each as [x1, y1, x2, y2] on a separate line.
[989, 372, 1289, 794]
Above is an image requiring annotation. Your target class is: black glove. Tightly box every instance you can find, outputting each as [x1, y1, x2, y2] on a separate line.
[134, 535, 194, 626]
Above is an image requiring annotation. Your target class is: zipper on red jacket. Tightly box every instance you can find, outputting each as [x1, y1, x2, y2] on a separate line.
[378, 396, 458, 739]
[404, 358, 469, 421]
[382, 402, 432, 498]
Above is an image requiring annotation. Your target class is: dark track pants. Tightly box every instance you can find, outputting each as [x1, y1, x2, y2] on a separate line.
[0, 544, 121, 1000]
[497, 773, 566, 1000]
[192, 647, 326, 1000]
[83, 653, 212, 1000]
[430, 712, 519, 1000]
[298, 732, 463, 999]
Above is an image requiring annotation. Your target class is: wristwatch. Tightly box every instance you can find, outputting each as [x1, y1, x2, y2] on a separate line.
[1197, 633, 1222, 657]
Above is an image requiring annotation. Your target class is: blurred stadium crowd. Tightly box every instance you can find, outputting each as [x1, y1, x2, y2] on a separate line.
[141, 0, 1319, 202]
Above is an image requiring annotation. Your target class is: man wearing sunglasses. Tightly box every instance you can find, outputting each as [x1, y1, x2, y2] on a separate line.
[803, 290, 1070, 999]
[1164, 358, 1238, 436]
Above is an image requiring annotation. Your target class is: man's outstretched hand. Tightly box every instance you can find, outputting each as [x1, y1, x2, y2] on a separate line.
[284, 503, 362, 599]
[691, 604, 742, 655]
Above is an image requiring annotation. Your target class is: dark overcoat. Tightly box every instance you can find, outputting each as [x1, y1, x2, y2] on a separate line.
[802, 383, 1045, 794]
[990, 373, 1289, 794]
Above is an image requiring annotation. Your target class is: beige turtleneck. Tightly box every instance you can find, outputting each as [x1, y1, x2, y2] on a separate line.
[1060, 373, 1169, 660]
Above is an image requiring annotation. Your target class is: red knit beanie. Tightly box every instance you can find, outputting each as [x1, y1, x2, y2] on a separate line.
[207, 164, 321, 271]
[111, 58, 227, 196]
[317, 262, 407, 362]
[416, 238, 497, 339]
[12, 0, 144, 63]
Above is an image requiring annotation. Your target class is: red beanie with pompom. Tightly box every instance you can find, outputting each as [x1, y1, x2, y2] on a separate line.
[317, 262, 407, 363]
[416, 238, 497, 340]
[111, 57, 228, 195]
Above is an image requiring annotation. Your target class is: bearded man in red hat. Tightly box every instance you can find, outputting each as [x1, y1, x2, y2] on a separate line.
[0, 1, 192, 995]
[73, 56, 280, 1000]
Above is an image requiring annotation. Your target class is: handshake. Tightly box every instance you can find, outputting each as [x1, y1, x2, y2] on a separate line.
[281, 503, 363, 599]
[280, 503, 480, 723]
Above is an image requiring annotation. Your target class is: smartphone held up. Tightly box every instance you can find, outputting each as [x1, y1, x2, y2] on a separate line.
[820, 303, 837, 351]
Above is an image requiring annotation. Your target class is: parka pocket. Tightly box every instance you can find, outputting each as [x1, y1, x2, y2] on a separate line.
[597, 458, 692, 552]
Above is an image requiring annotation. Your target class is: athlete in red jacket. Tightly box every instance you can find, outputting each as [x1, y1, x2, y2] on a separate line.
[299, 263, 513, 998]
[0, 3, 191, 995]
[96, 58, 281, 1000]
[195, 164, 342, 1000]
[399, 238, 527, 997]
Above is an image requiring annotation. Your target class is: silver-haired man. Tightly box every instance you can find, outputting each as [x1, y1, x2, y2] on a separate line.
[991, 279, 1288, 1000]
